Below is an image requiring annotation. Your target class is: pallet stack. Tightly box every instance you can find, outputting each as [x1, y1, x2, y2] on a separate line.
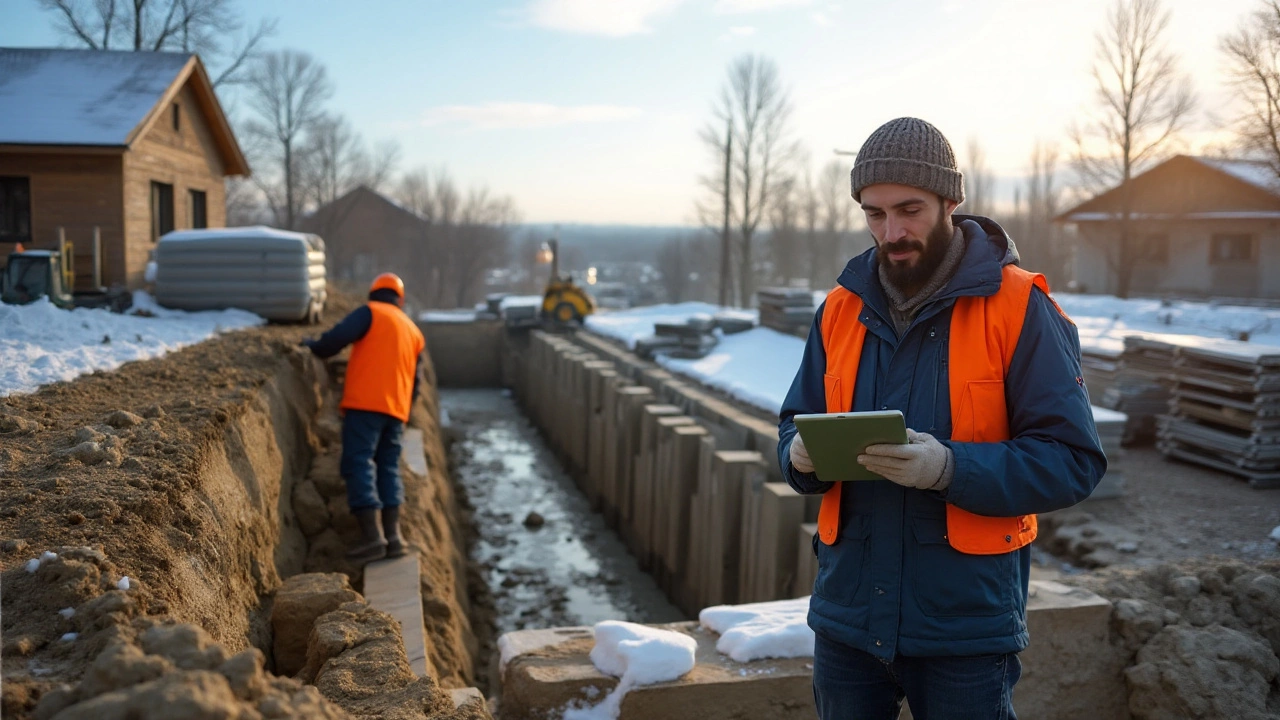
[756, 288, 816, 338]
[1080, 343, 1121, 401]
[1158, 343, 1280, 489]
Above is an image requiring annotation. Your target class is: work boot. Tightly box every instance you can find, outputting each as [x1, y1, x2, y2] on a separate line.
[382, 506, 406, 559]
[346, 509, 387, 565]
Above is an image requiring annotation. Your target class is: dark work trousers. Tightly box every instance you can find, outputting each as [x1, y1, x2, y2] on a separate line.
[340, 409, 405, 512]
[812, 632, 1020, 720]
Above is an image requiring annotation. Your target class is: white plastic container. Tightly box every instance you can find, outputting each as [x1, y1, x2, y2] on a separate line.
[154, 226, 326, 322]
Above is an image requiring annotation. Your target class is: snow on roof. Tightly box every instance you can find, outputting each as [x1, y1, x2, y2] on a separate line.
[1194, 157, 1280, 195]
[160, 226, 315, 243]
[0, 48, 191, 146]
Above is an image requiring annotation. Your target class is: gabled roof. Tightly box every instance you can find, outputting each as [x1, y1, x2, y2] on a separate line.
[1057, 154, 1280, 222]
[0, 48, 248, 175]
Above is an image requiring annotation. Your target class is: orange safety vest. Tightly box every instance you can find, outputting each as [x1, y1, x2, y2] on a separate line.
[341, 301, 425, 423]
[817, 264, 1067, 555]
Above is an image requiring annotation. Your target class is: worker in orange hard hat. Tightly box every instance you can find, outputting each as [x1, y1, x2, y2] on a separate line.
[302, 273, 425, 564]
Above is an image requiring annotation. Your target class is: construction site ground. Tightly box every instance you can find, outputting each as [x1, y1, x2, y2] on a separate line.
[2, 299, 1280, 718]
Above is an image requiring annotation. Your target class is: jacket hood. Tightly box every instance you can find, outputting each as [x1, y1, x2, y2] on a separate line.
[835, 214, 1020, 303]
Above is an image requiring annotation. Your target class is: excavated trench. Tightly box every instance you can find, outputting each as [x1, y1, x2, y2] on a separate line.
[0, 296, 489, 719]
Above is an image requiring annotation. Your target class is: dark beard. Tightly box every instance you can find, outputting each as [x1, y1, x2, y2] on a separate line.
[879, 208, 953, 296]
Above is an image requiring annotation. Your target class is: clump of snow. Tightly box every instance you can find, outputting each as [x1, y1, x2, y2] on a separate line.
[58, 607, 75, 619]
[25, 558, 40, 574]
[499, 295, 543, 310]
[59, 633, 77, 642]
[699, 597, 814, 662]
[1270, 526, 1280, 542]
[117, 576, 132, 591]
[562, 621, 697, 720]
[0, 292, 262, 397]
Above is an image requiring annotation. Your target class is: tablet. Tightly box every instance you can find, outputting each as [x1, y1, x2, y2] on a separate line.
[793, 410, 908, 481]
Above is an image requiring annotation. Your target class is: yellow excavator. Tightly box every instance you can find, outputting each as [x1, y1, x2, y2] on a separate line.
[538, 238, 595, 325]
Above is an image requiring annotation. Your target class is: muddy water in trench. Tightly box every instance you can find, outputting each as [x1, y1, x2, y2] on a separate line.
[442, 388, 685, 634]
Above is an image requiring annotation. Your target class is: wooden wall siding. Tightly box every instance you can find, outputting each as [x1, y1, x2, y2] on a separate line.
[0, 152, 125, 287]
[122, 82, 228, 287]
[299, 190, 424, 292]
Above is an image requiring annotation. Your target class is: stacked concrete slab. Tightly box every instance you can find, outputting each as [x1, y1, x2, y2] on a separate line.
[1103, 335, 1177, 445]
[1159, 343, 1280, 488]
[756, 287, 816, 338]
[1088, 406, 1127, 500]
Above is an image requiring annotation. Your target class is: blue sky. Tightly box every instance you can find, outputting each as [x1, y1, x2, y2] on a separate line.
[2, 0, 1261, 224]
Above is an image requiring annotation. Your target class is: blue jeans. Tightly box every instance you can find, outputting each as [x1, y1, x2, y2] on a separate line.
[340, 409, 405, 512]
[813, 633, 1020, 720]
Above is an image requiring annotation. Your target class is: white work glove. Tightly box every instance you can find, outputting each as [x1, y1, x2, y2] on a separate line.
[859, 429, 953, 491]
[789, 434, 815, 474]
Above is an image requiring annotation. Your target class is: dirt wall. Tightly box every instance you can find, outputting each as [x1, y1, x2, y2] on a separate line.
[1, 293, 485, 717]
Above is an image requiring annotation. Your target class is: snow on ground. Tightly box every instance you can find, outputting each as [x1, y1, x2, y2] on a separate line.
[499, 294, 543, 310]
[699, 597, 814, 663]
[658, 328, 805, 415]
[585, 303, 735, 349]
[562, 621, 697, 720]
[583, 293, 1280, 416]
[0, 291, 262, 397]
[419, 310, 478, 323]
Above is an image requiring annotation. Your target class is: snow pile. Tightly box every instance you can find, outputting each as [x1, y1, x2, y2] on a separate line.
[0, 292, 262, 397]
[585, 302, 736, 349]
[658, 328, 805, 414]
[419, 310, 477, 323]
[1056, 294, 1280, 347]
[1270, 526, 1280, 543]
[562, 621, 696, 720]
[499, 295, 543, 310]
[699, 597, 814, 663]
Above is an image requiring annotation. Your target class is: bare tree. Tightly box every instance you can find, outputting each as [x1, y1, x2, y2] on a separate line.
[963, 138, 996, 217]
[697, 54, 796, 306]
[696, 115, 735, 306]
[1071, 0, 1195, 298]
[816, 159, 853, 282]
[242, 50, 332, 230]
[37, 0, 275, 86]
[1222, 0, 1280, 176]
[451, 188, 518, 307]
[301, 115, 401, 210]
[1013, 142, 1070, 287]
[767, 175, 802, 286]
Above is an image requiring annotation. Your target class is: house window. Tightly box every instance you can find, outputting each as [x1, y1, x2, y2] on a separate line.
[1209, 234, 1255, 264]
[151, 181, 174, 242]
[0, 176, 32, 244]
[1138, 233, 1168, 263]
[172, 103, 181, 132]
[189, 190, 207, 229]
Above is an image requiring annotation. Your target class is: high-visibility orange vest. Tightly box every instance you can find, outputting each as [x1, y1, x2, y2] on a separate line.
[341, 301, 425, 423]
[817, 264, 1066, 555]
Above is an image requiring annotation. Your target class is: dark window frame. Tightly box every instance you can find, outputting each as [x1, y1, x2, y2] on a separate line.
[189, 189, 207, 229]
[1209, 233, 1256, 264]
[151, 181, 174, 242]
[0, 176, 32, 244]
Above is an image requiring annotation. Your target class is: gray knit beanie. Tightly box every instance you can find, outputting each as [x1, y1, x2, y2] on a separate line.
[850, 117, 964, 204]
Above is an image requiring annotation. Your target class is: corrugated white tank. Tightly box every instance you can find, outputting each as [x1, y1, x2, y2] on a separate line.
[154, 226, 326, 322]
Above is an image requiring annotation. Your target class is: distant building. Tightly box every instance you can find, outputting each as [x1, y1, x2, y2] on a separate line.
[1058, 155, 1280, 300]
[0, 48, 249, 289]
[299, 186, 427, 297]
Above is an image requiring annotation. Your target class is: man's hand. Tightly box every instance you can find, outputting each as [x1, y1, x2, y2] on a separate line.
[859, 429, 953, 490]
[789, 434, 815, 474]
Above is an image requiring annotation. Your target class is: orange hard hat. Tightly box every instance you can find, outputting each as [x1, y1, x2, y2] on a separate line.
[370, 273, 404, 298]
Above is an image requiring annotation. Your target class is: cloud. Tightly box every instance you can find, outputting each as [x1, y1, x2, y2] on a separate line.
[714, 0, 811, 13]
[729, 25, 757, 36]
[811, 11, 829, 25]
[419, 103, 643, 130]
[528, 0, 685, 36]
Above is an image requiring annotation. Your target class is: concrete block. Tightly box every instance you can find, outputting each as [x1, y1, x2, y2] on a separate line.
[793, 523, 818, 598]
[499, 622, 814, 720]
[420, 320, 504, 387]
[364, 553, 430, 678]
[757, 483, 806, 601]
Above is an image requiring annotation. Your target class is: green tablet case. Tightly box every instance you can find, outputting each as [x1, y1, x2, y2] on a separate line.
[793, 410, 909, 482]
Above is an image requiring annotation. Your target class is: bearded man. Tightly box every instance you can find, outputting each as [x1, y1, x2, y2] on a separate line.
[778, 117, 1106, 720]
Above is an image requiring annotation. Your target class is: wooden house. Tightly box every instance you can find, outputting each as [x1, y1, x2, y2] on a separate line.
[0, 48, 249, 289]
[1057, 155, 1280, 300]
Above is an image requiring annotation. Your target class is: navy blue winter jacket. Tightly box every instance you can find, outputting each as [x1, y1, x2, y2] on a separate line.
[778, 216, 1106, 660]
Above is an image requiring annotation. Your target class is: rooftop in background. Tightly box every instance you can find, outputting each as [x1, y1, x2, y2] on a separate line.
[0, 47, 248, 174]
